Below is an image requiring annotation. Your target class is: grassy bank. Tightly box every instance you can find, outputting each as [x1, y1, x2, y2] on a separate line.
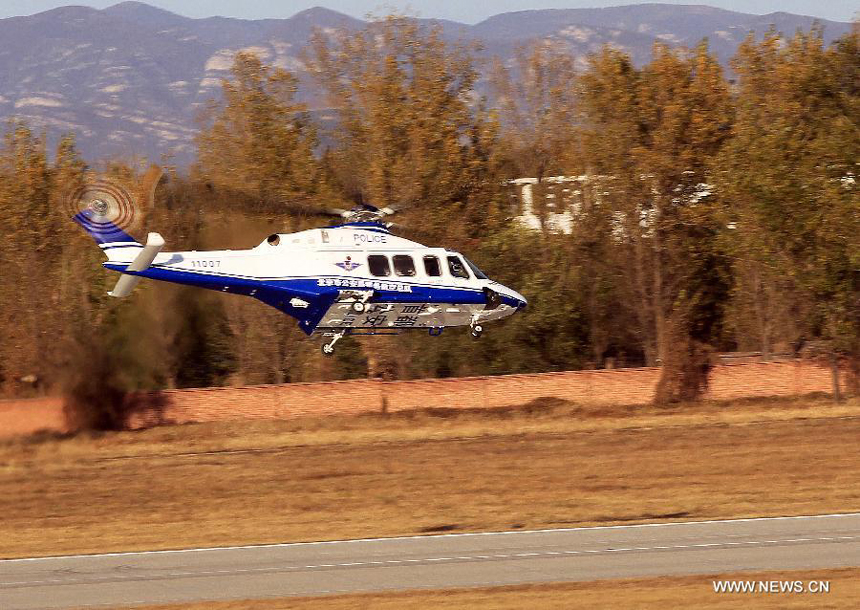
[1, 395, 857, 559]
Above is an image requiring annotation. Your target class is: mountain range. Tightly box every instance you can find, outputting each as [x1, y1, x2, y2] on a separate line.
[0, 2, 851, 164]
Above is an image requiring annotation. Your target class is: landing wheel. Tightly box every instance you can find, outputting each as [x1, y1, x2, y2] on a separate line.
[470, 325, 483, 339]
[351, 301, 366, 313]
[322, 331, 345, 356]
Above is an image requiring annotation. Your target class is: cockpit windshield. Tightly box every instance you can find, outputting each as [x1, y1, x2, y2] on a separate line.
[463, 256, 488, 280]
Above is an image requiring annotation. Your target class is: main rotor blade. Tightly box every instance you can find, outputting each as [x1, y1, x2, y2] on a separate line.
[385, 221, 436, 243]
[278, 200, 343, 218]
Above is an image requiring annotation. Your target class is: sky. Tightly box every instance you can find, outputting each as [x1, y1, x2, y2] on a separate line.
[0, 0, 856, 23]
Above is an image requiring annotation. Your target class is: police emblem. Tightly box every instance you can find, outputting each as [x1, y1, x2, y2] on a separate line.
[335, 256, 361, 272]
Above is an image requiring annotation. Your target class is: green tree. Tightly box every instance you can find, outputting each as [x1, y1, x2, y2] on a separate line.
[716, 27, 859, 396]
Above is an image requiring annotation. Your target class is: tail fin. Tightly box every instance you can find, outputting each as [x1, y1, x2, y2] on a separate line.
[73, 208, 140, 247]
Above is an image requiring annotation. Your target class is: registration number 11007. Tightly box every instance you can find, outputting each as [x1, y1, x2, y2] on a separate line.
[191, 260, 221, 268]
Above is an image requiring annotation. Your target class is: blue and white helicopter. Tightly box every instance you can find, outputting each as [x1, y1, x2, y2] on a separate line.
[74, 200, 527, 355]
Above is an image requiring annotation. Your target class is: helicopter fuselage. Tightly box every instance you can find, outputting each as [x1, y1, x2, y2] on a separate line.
[99, 221, 527, 337]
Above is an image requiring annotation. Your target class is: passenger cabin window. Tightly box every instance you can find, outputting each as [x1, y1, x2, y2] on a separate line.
[393, 255, 416, 277]
[266, 234, 280, 246]
[423, 255, 441, 277]
[447, 255, 470, 279]
[368, 254, 391, 277]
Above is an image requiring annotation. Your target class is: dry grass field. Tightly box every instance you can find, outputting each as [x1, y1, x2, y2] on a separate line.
[0, 394, 858, 560]
[111, 568, 860, 609]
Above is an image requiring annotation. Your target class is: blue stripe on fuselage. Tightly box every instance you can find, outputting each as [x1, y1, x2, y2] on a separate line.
[101, 263, 514, 331]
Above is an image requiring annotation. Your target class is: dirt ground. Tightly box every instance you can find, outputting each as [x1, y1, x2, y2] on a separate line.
[105, 568, 860, 609]
[0, 395, 858, 559]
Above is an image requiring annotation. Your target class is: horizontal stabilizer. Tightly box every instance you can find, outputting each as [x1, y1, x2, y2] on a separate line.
[108, 232, 165, 298]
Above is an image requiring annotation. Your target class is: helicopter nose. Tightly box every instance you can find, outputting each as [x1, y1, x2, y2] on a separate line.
[496, 286, 527, 310]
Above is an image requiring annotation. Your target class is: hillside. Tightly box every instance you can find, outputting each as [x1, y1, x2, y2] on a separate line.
[0, 2, 851, 164]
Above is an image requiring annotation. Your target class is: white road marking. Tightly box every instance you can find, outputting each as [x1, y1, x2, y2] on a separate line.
[3, 511, 858, 565]
[3, 535, 857, 588]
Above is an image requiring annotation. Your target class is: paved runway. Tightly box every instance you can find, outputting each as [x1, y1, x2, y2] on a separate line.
[1, 512, 859, 609]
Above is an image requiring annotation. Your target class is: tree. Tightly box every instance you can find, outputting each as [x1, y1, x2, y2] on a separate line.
[305, 15, 505, 378]
[491, 41, 579, 183]
[62, 288, 173, 431]
[715, 27, 860, 397]
[306, 15, 500, 241]
[196, 52, 323, 211]
[0, 123, 56, 394]
[578, 42, 735, 401]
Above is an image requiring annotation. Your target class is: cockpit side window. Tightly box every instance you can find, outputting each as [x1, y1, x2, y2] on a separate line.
[368, 254, 391, 277]
[393, 254, 416, 277]
[423, 255, 441, 277]
[447, 255, 470, 279]
[463, 257, 488, 280]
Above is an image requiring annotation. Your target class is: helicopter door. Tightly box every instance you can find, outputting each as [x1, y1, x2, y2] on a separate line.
[442, 255, 473, 324]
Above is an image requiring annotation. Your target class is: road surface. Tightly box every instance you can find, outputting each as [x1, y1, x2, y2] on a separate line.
[1, 512, 859, 609]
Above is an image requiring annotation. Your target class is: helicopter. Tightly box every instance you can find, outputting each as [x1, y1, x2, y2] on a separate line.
[73, 200, 527, 355]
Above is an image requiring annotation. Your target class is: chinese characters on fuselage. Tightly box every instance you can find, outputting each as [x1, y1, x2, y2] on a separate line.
[317, 278, 413, 292]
